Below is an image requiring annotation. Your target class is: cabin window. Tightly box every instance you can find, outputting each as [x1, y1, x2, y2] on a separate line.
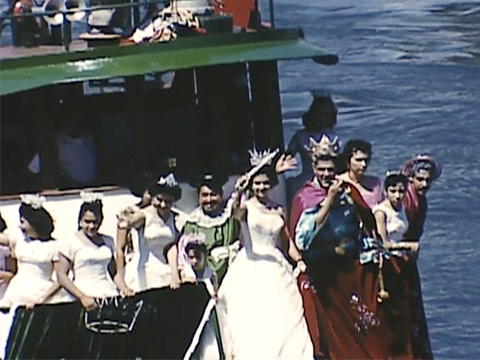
[0, 63, 265, 196]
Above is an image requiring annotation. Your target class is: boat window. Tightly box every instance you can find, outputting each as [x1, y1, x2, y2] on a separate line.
[0, 64, 258, 196]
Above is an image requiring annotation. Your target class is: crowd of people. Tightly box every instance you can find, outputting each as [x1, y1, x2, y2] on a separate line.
[0, 96, 441, 360]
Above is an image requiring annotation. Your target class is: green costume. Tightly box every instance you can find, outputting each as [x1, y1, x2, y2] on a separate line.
[183, 199, 240, 283]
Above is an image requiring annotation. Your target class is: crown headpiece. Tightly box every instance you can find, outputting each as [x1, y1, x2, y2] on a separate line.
[20, 194, 45, 209]
[80, 191, 104, 203]
[248, 148, 279, 167]
[157, 173, 178, 187]
[305, 135, 340, 160]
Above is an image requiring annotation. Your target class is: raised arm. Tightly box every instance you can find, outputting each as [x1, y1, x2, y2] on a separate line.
[232, 175, 248, 221]
[315, 179, 343, 227]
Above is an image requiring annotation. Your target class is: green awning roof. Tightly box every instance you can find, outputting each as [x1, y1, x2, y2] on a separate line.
[0, 29, 337, 96]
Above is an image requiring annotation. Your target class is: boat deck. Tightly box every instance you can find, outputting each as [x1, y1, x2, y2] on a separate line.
[0, 40, 88, 60]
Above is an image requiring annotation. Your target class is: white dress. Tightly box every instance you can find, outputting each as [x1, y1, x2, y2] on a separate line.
[59, 234, 118, 299]
[0, 230, 68, 359]
[218, 200, 313, 360]
[372, 202, 408, 242]
[0, 230, 67, 307]
[124, 209, 176, 291]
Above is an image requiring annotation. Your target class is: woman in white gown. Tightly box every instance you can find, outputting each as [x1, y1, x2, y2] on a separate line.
[115, 173, 182, 294]
[218, 151, 313, 360]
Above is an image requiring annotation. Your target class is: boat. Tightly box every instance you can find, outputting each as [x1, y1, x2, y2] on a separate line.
[0, 0, 338, 357]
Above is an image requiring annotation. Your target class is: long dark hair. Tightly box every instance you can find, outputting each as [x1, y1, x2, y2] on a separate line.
[384, 173, 408, 190]
[78, 200, 104, 229]
[19, 203, 55, 240]
[338, 139, 372, 173]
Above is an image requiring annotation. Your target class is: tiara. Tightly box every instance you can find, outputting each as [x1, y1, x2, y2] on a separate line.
[248, 148, 279, 167]
[20, 194, 45, 209]
[80, 191, 104, 203]
[85, 296, 143, 334]
[157, 173, 178, 187]
[305, 135, 340, 159]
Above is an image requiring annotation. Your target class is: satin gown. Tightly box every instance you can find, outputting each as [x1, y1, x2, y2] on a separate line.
[218, 199, 313, 360]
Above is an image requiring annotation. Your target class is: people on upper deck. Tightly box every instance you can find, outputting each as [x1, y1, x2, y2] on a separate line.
[337, 138, 383, 208]
[401, 154, 442, 241]
[54, 103, 98, 187]
[116, 173, 182, 294]
[218, 149, 313, 359]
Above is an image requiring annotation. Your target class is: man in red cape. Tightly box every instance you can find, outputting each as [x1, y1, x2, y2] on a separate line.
[290, 136, 392, 359]
[398, 154, 441, 359]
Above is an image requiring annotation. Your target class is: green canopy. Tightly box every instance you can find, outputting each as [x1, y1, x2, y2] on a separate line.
[0, 29, 337, 96]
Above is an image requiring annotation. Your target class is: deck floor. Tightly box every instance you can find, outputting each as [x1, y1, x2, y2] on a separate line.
[0, 40, 90, 60]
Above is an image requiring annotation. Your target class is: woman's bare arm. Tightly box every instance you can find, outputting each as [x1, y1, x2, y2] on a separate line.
[55, 253, 98, 311]
[114, 227, 134, 296]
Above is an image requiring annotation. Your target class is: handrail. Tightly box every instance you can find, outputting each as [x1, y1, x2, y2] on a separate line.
[0, 0, 168, 20]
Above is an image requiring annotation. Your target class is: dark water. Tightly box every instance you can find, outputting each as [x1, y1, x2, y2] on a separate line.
[273, 0, 480, 358]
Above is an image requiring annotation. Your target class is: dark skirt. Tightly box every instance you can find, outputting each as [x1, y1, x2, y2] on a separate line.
[299, 259, 395, 360]
[6, 283, 212, 359]
[300, 257, 432, 360]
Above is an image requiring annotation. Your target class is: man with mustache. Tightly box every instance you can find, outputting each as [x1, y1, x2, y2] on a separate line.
[402, 154, 442, 240]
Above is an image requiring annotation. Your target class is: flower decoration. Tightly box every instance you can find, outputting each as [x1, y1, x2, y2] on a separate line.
[80, 191, 104, 203]
[20, 194, 45, 209]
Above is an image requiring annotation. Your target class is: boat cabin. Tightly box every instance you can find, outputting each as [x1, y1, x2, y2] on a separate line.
[0, 0, 337, 240]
